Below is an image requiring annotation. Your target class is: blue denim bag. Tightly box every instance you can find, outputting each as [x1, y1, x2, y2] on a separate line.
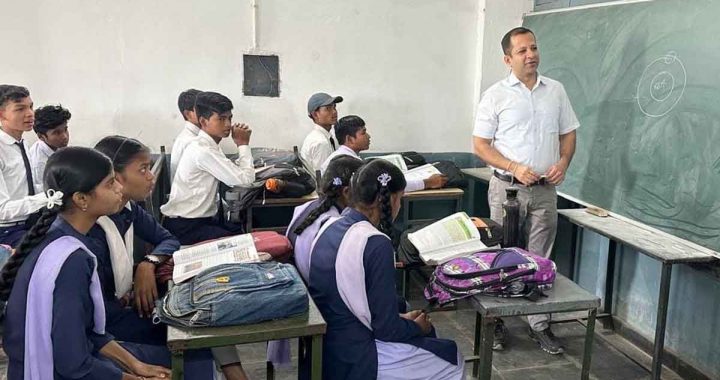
[154, 262, 308, 327]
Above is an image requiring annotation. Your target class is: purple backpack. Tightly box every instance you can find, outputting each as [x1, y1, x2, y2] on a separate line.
[424, 248, 556, 305]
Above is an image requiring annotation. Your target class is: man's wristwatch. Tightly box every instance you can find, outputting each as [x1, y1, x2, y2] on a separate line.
[143, 254, 161, 265]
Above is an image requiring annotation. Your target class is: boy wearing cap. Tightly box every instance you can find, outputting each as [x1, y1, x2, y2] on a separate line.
[300, 92, 343, 173]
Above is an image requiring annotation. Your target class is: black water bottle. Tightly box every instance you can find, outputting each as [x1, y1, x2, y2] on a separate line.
[502, 187, 520, 248]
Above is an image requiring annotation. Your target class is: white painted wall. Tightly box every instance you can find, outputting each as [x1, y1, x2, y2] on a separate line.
[1, 0, 486, 154]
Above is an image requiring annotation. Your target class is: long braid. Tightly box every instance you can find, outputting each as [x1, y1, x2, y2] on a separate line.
[377, 186, 394, 238]
[0, 208, 59, 301]
[294, 194, 337, 235]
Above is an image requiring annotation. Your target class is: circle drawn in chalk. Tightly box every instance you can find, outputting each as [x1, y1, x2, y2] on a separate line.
[650, 71, 674, 102]
[636, 52, 686, 118]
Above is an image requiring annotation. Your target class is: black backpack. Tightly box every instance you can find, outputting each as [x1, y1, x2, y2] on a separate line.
[431, 160, 468, 188]
[397, 217, 503, 266]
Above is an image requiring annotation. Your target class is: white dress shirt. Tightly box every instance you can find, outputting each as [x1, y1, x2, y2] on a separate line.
[28, 140, 54, 192]
[300, 125, 335, 174]
[473, 73, 580, 174]
[0, 129, 49, 225]
[170, 121, 201, 180]
[161, 130, 255, 219]
[320, 145, 425, 193]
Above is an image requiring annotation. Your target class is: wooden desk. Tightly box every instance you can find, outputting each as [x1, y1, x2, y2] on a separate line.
[558, 209, 716, 379]
[245, 192, 319, 232]
[167, 295, 326, 380]
[468, 275, 600, 380]
[399, 188, 464, 230]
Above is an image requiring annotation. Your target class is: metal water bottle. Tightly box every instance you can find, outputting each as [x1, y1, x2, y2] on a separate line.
[502, 187, 520, 248]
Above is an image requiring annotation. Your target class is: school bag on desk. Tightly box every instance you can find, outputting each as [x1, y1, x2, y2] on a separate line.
[424, 247, 557, 305]
[154, 261, 308, 327]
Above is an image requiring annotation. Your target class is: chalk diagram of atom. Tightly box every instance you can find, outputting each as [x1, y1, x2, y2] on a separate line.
[636, 52, 686, 118]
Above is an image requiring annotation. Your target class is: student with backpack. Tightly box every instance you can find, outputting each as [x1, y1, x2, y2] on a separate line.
[161, 91, 254, 245]
[308, 159, 464, 380]
[92, 136, 249, 380]
[0, 147, 212, 380]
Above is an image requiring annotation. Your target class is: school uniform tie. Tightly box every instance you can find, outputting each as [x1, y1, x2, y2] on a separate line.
[329, 136, 336, 150]
[15, 141, 35, 195]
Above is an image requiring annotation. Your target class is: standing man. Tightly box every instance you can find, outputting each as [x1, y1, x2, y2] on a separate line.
[472, 27, 579, 355]
[29, 104, 71, 192]
[300, 92, 342, 173]
[0, 85, 50, 246]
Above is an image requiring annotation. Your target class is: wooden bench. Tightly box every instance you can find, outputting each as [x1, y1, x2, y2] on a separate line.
[468, 274, 600, 380]
[166, 294, 326, 380]
[558, 208, 717, 379]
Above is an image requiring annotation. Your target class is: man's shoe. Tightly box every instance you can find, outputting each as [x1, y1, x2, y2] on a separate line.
[529, 327, 564, 355]
[492, 318, 508, 351]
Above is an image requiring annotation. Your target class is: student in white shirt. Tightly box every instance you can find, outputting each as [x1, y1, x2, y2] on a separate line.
[0, 85, 50, 247]
[300, 92, 343, 173]
[161, 91, 255, 245]
[29, 104, 71, 192]
[170, 88, 202, 180]
[321, 115, 448, 192]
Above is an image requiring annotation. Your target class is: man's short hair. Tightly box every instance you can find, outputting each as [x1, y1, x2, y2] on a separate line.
[0, 85, 30, 109]
[177, 88, 202, 120]
[501, 27, 535, 55]
[335, 115, 366, 145]
[194, 92, 233, 121]
[34, 105, 71, 135]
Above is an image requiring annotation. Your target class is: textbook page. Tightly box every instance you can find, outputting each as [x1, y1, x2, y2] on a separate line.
[404, 164, 442, 183]
[172, 234, 260, 283]
[408, 212, 490, 264]
[366, 154, 408, 171]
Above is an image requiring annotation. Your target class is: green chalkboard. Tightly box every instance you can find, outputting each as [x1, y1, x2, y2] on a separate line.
[524, 0, 720, 251]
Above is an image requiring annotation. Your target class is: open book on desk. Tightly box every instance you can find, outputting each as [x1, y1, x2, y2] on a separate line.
[365, 154, 408, 171]
[408, 212, 492, 265]
[172, 234, 261, 283]
[403, 163, 442, 183]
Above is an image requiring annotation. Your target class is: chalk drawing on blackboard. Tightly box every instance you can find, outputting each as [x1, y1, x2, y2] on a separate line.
[636, 52, 686, 118]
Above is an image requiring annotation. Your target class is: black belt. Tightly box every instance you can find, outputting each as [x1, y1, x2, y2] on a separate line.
[493, 171, 547, 187]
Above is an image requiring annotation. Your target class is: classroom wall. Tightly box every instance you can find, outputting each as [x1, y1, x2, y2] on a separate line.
[0, 0, 490, 154]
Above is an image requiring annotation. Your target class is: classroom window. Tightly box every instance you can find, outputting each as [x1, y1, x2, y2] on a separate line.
[243, 54, 280, 97]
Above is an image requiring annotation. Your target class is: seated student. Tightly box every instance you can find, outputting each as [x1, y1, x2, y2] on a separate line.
[170, 88, 202, 180]
[0, 146, 212, 380]
[321, 115, 448, 192]
[29, 104, 71, 192]
[287, 155, 363, 282]
[300, 92, 343, 173]
[93, 135, 249, 380]
[161, 91, 254, 245]
[308, 159, 464, 380]
[0, 85, 51, 247]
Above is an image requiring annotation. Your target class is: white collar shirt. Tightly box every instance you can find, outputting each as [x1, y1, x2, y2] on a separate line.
[170, 121, 201, 180]
[0, 129, 49, 224]
[28, 140, 55, 192]
[300, 125, 335, 174]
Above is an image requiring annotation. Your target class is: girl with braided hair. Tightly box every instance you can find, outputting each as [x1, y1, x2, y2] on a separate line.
[287, 155, 363, 282]
[307, 159, 464, 380]
[0, 147, 212, 380]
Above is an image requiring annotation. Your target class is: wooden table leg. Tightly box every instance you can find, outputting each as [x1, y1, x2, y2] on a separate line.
[581, 308, 597, 380]
[311, 334, 323, 380]
[171, 350, 184, 380]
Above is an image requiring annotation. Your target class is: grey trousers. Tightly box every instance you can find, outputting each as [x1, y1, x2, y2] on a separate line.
[488, 176, 558, 331]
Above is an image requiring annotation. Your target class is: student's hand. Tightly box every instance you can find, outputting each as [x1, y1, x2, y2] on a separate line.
[400, 310, 423, 320]
[232, 123, 252, 146]
[413, 312, 433, 335]
[134, 262, 158, 318]
[513, 164, 540, 186]
[423, 174, 449, 189]
[130, 360, 171, 379]
[545, 159, 568, 185]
